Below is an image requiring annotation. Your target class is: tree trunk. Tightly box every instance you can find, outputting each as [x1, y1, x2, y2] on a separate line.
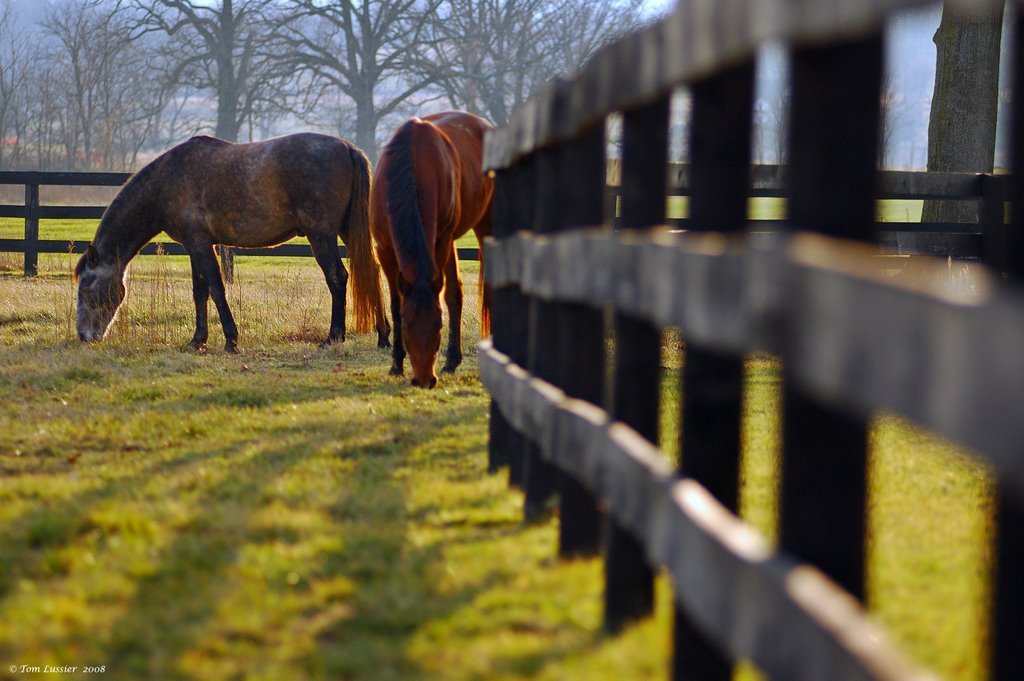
[354, 97, 377, 162]
[214, 60, 237, 283]
[922, 2, 1004, 224]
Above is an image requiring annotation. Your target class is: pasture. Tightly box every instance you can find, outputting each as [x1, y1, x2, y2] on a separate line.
[0, 252, 994, 680]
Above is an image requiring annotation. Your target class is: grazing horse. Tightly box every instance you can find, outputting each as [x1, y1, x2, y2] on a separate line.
[74, 133, 388, 352]
[370, 111, 494, 388]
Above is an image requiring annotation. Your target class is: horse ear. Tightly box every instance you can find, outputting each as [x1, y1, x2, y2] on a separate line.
[74, 245, 96, 282]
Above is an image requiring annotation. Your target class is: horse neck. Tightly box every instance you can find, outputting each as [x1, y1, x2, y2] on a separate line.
[93, 185, 160, 267]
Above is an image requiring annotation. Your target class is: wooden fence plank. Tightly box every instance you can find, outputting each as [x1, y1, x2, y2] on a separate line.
[0, 171, 130, 186]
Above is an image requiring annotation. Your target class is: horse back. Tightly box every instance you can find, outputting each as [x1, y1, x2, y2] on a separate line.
[165, 133, 360, 248]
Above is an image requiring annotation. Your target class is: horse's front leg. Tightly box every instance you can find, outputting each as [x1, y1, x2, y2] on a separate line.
[441, 247, 463, 374]
[187, 253, 210, 350]
[309, 234, 348, 346]
[189, 242, 238, 353]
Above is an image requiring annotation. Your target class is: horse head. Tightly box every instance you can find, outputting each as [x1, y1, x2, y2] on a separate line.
[401, 278, 443, 388]
[74, 245, 127, 342]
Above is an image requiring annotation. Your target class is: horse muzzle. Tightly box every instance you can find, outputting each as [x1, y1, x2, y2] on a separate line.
[411, 376, 437, 389]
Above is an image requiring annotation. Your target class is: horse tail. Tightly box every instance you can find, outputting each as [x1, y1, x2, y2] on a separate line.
[344, 143, 383, 335]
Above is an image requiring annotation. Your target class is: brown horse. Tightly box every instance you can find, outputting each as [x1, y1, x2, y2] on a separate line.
[74, 133, 388, 352]
[370, 111, 493, 388]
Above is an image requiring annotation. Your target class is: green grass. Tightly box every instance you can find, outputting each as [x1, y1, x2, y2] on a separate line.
[0, 254, 995, 681]
[663, 197, 924, 222]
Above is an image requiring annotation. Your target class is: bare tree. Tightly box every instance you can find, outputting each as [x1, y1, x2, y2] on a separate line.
[0, 0, 31, 168]
[422, 0, 643, 126]
[277, 0, 441, 160]
[41, 0, 169, 170]
[122, 0, 288, 143]
[544, 0, 644, 74]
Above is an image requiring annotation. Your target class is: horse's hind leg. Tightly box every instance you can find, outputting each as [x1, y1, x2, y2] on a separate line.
[308, 234, 348, 345]
[376, 300, 391, 349]
[187, 254, 210, 350]
[189, 243, 238, 353]
[441, 246, 463, 374]
[386, 269, 405, 375]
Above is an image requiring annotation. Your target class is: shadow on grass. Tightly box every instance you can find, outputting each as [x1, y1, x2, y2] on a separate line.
[0, 382, 507, 680]
[0, 333, 613, 680]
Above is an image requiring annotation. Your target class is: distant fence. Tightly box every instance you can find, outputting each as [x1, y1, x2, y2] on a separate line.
[481, 1, 1022, 681]
[0, 170, 481, 277]
[0, 164, 1006, 278]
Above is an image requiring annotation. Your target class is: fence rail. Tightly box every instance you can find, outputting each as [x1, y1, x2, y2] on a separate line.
[481, 0, 1023, 680]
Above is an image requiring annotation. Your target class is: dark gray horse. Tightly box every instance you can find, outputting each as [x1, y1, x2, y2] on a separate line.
[74, 133, 389, 352]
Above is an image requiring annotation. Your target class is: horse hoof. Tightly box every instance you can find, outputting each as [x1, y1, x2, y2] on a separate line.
[378, 338, 392, 349]
[320, 337, 343, 349]
[186, 341, 208, 353]
[389, 366, 403, 376]
[225, 342, 240, 354]
[441, 360, 461, 374]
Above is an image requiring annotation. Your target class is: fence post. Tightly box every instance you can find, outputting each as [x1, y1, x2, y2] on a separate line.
[505, 158, 537, 489]
[488, 164, 530, 480]
[523, 145, 563, 519]
[603, 96, 669, 633]
[218, 245, 234, 284]
[672, 59, 755, 681]
[488, 169, 514, 474]
[989, 14, 1024, 679]
[979, 173, 1007, 275]
[552, 123, 606, 558]
[778, 33, 884, 601]
[24, 182, 39, 277]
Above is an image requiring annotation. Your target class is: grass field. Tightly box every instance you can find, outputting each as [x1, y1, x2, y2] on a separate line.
[0, 250, 995, 681]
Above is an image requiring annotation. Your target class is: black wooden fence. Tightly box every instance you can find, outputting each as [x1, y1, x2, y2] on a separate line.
[0, 170, 482, 278]
[480, 1, 1024, 680]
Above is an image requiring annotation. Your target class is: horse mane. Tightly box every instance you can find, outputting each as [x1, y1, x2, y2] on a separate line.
[381, 120, 436, 287]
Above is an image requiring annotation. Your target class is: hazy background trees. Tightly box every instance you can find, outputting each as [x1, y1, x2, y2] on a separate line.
[0, 0, 1000, 175]
[0, 0, 651, 170]
[420, 0, 642, 125]
[277, 0, 443, 160]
